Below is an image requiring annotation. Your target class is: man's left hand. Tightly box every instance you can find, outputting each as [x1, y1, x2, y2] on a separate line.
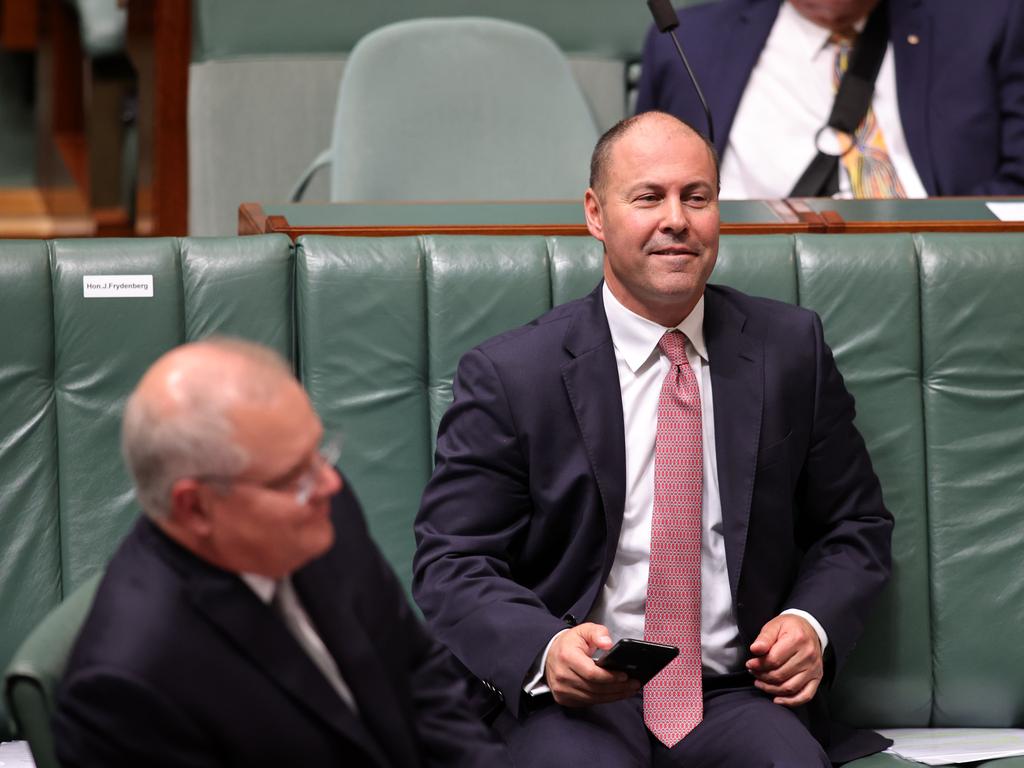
[746, 614, 823, 707]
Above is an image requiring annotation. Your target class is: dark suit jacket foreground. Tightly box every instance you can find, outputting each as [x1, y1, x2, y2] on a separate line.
[414, 283, 894, 762]
[636, 0, 1024, 196]
[55, 480, 510, 768]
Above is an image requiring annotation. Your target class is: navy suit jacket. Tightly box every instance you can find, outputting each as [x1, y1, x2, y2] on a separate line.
[636, 0, 1024, 196]
[55, 481, 510, 768]
[414, 283, 893, 759]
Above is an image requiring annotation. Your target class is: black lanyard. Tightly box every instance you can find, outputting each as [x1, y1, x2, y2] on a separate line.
[789, 0, 890, 197]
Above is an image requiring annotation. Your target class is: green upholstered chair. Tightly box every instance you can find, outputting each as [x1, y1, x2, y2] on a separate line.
[0, 234, 294, 742]
[3, 576, 100, 768]
[2, 233, 1022, 767]
[289, 17, 599, 202]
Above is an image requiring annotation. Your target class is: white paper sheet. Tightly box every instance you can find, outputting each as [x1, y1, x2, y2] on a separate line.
[986, 202, 1024, 222]
[879, 728, 1024, 765]
[0, 741, 35, 768]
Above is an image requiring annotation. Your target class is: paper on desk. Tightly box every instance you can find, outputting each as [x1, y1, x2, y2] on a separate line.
[0, 740, 35, 767]
[986, 202, 1024, 221]
[878, 728, 1024, 765]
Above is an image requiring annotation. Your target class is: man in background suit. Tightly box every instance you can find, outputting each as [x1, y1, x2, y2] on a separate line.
[414, 112, 893, 765]
[636, 0, 1024, 198]
[54, 338, 510, 768]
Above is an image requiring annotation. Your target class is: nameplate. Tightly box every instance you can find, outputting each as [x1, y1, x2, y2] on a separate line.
[83, 275, 154, 298]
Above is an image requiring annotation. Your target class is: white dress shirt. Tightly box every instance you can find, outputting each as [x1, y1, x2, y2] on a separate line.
[242, 573, 359, 713]
[525, 286, 826, 694]
[719, 0, 927, 199]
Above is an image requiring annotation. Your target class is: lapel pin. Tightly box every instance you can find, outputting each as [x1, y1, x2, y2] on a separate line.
[907, 34, 920, 45]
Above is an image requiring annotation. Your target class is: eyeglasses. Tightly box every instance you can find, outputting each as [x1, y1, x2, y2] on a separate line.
[292, 435, 342, 504]
[198, 434, 342, 505]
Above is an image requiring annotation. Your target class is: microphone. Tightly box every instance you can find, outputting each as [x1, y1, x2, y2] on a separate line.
[645, 0, 715, 144]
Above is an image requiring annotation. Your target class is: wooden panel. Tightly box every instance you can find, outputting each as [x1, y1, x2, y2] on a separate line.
[127, 0, 189, 235]
[1, 0, 40, 50]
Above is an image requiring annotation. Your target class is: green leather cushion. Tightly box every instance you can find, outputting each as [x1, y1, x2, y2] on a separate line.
[296, 236, 433, 589]
[796, 234, 932, 727]
[921, 234, 1024, 727]
[49, 235, 295, 595]
[0, 242, 61, 740]
[51, 238, 186, 593]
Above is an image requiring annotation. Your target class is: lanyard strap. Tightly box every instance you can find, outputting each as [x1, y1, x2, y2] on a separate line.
[789, 0, 890, 197]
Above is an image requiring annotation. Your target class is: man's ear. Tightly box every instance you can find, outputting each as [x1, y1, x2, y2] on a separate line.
[168, 478, 213, 537]
[584, 187, 606, 243]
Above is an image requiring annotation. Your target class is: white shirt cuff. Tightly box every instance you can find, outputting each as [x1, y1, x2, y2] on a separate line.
[523, 628, 571, 696]
[781, 608, 829, 652]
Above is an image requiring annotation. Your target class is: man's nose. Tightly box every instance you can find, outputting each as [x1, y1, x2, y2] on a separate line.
[314, 463, 343, 500]
[660, 197, 689, 233]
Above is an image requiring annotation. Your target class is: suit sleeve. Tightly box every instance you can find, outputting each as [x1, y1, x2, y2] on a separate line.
[413, 347, 568, 718]
[963, 0, 1024, 194]
[54, 670, 222, 768]
[341, 482, 512, 767]
[783, 313, 894, 678]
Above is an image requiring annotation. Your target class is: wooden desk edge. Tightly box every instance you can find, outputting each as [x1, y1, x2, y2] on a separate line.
[239, 203, 809, 239]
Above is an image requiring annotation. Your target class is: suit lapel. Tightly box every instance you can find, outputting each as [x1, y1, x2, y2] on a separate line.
[889, 0, 934, 193]
[187, 573, 390, 767]
[292, 558, 419, 768]
[704, 289, 763, 598]
[561, 286, 627, 592]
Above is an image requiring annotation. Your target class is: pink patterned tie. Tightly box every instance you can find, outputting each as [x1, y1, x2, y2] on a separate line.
[643, 330, 703, 748]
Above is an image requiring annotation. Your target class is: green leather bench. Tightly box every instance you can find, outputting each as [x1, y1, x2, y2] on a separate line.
[3, 233, 1023, 767]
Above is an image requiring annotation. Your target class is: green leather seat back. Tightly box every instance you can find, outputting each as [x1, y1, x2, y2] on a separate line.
[5, 232, 1024, 755]
[51, 239, 185, 591]
[921, 234, 1024, 727]
[0, 235, 292, 739]
[796, 235, 932, 727]
[326, 18, 598, 202]
[296, 236, 433, 589]
[295, 233, 948, 730]
[0, 242, 61, 740]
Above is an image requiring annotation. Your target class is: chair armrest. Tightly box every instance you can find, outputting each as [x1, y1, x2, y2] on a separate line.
[288, 148, 333, 202]
[3, 575, 102, 768]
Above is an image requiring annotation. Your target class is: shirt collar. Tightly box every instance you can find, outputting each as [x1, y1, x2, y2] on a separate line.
[602, 282, 708, 374]
[240, 572, 277, 604]
[780, 1, 866, 63]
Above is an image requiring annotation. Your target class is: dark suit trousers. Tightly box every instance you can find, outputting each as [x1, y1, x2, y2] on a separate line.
[493, 679, 831, 768]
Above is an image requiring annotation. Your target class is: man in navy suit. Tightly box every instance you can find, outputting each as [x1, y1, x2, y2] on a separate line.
[54, 338, 510, 768]
[637, 0, 1024, 197]
[414, 112, 893, 765]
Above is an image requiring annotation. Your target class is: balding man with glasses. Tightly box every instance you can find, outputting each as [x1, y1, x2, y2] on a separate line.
[54, 338, 510, 768]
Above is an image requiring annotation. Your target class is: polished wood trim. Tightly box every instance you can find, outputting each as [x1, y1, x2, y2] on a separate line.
[816, 219, 1024, 234]
[127, 0, 189, 236]
[1, 0, 40, 50]
[239, 200, 1024, 240]
[0, 188, 95, 237]
[238, 202, 268, 236]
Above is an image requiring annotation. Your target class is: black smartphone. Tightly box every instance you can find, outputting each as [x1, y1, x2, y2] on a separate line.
[593, 638, 679, 684]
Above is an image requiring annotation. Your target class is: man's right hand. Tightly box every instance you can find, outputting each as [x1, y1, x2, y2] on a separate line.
[544, 623, 642, 707]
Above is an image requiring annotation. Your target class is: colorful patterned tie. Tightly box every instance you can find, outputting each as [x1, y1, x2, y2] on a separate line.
[643, 330, 703, 748]
[832, 33, 907, 198]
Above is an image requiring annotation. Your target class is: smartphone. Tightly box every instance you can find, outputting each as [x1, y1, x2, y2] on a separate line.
[593, 638, 679, 684]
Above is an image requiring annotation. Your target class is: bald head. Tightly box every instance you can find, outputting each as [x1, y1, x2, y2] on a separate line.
[122, 338, 297, 518]
[589, 111, 719, 200]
